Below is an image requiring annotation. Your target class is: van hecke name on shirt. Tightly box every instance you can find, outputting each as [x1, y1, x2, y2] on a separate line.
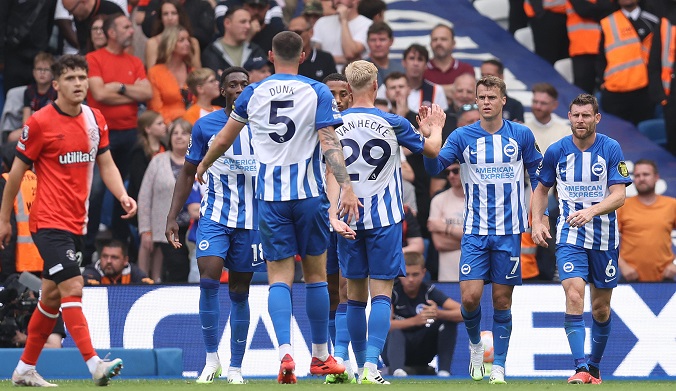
[337, 119, 391, 137]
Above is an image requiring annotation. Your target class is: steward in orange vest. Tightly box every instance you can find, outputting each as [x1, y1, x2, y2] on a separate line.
[524, 0, 570, 64]
[648, 16, 676, 155]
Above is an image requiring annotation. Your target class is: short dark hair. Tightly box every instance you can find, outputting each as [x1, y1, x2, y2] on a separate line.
[224, 5, 245, 19]
[51, 54, 88, 77]
[101, 239, 128, 257]
[634, 159, 659, 175]
[531, 82, 558, 100]
[482, 58, 504, 75]
[367, 21, 393, 39]
[219, 66, 249, 88]
[431, 23, 454, 39]
[404, 251, 425, 267]
[358, 0, 387, 20]
[384, 71, 406, 85]
[102, 12, 126, 39]
[403, 44, 429, 62]
[272, 31, 303, 62]
[323, 73, 347, 83]
[569, 93, 599, 114]
[476, 75, 506, 98]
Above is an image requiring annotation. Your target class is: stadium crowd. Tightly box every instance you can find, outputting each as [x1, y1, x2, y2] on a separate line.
[0, 0, 675, 385]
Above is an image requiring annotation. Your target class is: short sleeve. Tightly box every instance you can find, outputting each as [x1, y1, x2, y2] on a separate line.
[231, 85, 254, 123]
[16, 116, 45, 164]
[23, 88, 31, 109]
[520, 125, 543, 168]
[393, 115, 424, 154]
[96, 112, 110, 153]
[429, 286, 449, 307]
[186, 181, 202, 205]
[314, 83, 342, 129]
[133, 57, 148, 81]
[438, 131, 461, 166]
[185, 120, 206, 165]
[537, 146, 558, 188]
[605, 140, 632, 187]
[86, 52, 103, 79]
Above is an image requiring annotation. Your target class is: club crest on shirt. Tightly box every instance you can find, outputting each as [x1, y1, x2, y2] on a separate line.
[592, 162, 606, 176]
[21, 125, 29, 141]
[88, 126, 100, 147]
[503, 142, 517, 158]
[617, 161, 629, 177]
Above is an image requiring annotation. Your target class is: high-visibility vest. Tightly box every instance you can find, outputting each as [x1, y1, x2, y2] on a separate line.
[600, 11, 651, 92]
[2, 172, 43, 272]
[659, 18, 676, 96]
[521, 209, 540, 279]
[524, 0, 567, 18]
[566, 0, 602, 56]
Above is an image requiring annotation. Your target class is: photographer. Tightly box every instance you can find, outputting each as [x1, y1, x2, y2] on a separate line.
[0, 273, 65, 348]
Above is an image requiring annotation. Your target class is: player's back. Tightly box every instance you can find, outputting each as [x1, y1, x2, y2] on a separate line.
[231, 74, 342, 201]
[188, 110, 257, 229]
[543, 133, 630, 250]
[335, 108, 423, 230]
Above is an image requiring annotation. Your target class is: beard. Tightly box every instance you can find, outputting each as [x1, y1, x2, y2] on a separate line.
[635, 183, 655, 195]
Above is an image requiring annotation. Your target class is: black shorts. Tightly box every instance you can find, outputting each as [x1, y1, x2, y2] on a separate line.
[32, 229, 84, 284]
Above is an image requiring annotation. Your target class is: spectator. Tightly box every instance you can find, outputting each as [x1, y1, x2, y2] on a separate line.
[243, 56, 272, 83]
[140, 0, 214, 51]
[424, 24, 474, 102]
[565, 0, 614, 94]
[358, 0, 386, 23]
[0, 0, 57, 92]
[243, 0, 286, 55]
[364, 22, 404, 86]
[525, 82, 569, 152]
[648, 10, 676, 155]
[524, 0, 569, 64]
[83, 239, 155, 285]
[214, 0, 285, 38]
[7, 53, 58, 143]
[291, 16, 337, 82]
[202, 6, 265, 106]
[145, 0, 201, 68]
[62, 0, 126, 53]
[598, 0, 658, 125]
[480, 59, 524, 122]
[378, 44, 448, 113]
[402, 206, 424, 255]
[617, 159, 676, 281]
[428, 163, 464, 283]
[384, 252, 462, 377]
[87, 15, 109, 52]
[440, 72, 477, 140]
[312, 0, 372, 70]
[183, 68, 222, 124]
[86, 12, 152, 263]
[302, 0, 324, 27]
[138, 118, 192, 282]
[148, 26, 195, 123]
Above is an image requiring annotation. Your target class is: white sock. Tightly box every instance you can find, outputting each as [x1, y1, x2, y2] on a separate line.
[86, 356, 101, 375]
[15, 360, 35, 375]
[205, 352, 220, 366]
[343, 359, 352, 372]
[312, 343, 329, 361]
[357, 367, 364, 379]
[228, 367, 241, 376]
[364, 362, 377, 374]
[279, 344, 293, 361]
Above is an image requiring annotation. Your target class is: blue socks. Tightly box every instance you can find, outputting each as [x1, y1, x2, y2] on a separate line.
[306, 282, 330, 344]
[462, 305, 482, 345]
[366, 295, 391, 365]
[268, 282, 292, 346]
[334, 303, 349, 362]
[492, 309, 512, 368]
[329, 310, 337, 350]
[564, 314, 587, 369]
[229, 291, 249, 368]
[347, 300, 367, 368]
[199, 278, 220, 353]
[589, 315, 611, 368]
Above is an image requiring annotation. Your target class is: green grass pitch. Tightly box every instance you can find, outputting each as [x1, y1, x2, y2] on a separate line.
[1, 378, 674, 389]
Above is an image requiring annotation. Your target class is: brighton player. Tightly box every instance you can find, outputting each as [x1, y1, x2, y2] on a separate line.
[0, 55, 135, 387]
[424, 75, 542, 384]
[165, 67, 262, 384]
[329, 60, 445, 384]
[531, 94, 631, 384]
[196, 31, 360, 383]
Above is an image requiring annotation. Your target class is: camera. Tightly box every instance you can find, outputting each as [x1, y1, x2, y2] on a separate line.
[0, 274, 38, 348]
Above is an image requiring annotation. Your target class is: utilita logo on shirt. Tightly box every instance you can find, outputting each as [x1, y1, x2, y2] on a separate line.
[59, 149, 96, 165]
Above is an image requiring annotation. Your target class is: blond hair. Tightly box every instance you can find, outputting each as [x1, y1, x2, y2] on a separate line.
[187, 68, 216, 96]
[345, 60, 378, 91]
[156, 26, 193, 67]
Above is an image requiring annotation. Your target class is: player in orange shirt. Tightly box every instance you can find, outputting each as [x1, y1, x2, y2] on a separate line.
[0, 55, 137, 387]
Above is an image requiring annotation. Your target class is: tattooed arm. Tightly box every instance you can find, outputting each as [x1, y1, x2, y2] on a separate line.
[318, 126, 362, 224]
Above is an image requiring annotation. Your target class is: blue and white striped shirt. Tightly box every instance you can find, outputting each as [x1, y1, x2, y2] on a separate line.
[186, 110, 258, 229]
[335, 108, 424, 230]
[424, 120, 542, 235]
[230, 74, 343, 201]
[537, 133, 631, 250]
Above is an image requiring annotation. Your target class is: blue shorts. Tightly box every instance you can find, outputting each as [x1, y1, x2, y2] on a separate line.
[459, 234, 522, 285]
[259, 195, 330, 261]
[196, 218, 266, 273]
[326, 232, 340, 275]
[337, 222, 405, 280]
[556, 244, 619, 288]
